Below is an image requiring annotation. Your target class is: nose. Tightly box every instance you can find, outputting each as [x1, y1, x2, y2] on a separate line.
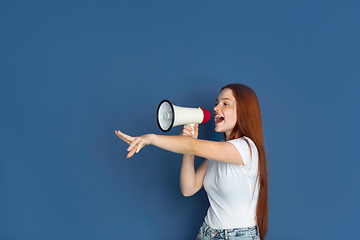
[214, 104, 219, 112]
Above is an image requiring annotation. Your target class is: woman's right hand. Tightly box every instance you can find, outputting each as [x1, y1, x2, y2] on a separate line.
[180, 124, 199, 139]
[115, 130, 154, 158]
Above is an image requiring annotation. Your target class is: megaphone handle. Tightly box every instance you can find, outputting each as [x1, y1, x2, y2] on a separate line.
[187, 124, 195, 135]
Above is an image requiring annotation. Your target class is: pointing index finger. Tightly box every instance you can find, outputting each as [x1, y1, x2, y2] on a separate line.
[115, 130, 134, 144]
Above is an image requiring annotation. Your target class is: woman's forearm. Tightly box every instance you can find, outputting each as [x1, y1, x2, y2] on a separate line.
[179, 154, 196, 196]
[151, 134, 199, 196]
[151, 134, 196, 155]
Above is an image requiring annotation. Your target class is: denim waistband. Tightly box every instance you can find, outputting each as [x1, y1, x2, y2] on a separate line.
[200, 221, 259, 239]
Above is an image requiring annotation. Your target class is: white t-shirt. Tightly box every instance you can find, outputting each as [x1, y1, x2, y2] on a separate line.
[203, 136, 259, 229]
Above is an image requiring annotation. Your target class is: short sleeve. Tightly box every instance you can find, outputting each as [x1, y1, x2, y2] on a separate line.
[228, 138, 252, 167]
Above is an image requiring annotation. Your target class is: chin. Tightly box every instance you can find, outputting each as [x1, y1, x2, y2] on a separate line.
[214, 126, 222, 133]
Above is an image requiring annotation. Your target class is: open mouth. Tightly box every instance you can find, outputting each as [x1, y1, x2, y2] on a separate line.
[214, 115, 224, 124]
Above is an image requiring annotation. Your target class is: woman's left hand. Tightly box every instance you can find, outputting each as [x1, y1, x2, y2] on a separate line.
[115, 130, 154, 158]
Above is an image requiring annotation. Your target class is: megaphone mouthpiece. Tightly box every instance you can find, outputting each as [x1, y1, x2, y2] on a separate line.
[199, 107, 211, 124]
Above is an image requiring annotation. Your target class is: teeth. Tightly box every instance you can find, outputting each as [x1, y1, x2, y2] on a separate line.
[214, 115, 224, 124]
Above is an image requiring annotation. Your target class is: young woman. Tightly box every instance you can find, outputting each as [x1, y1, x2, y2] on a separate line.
[115, 83, 268, 240]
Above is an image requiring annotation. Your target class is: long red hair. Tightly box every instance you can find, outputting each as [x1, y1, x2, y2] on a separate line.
[221, 83, 268, 239]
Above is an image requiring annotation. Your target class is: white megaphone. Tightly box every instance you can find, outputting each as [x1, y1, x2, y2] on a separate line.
[157, 99, 211, 132]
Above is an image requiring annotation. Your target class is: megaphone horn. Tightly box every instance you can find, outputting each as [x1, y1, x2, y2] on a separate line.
[157, 99, 211, 132]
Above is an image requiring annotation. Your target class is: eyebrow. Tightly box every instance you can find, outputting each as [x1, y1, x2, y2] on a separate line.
[216, 98, 234, 102]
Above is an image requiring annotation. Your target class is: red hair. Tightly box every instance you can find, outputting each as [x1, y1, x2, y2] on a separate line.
[221, 83, 268, 239]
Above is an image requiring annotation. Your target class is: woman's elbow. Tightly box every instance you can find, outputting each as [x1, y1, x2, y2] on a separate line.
[182, 191, 195, 197]
[181, 188, 195, 197]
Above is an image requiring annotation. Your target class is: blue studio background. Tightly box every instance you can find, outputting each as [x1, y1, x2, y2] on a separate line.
[1, 1, 360, 239]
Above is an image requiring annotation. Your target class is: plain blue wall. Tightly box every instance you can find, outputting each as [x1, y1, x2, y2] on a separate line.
[1, 1, 360, 239]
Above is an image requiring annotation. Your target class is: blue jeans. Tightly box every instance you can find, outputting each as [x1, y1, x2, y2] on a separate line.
[196, 221, 260, 240]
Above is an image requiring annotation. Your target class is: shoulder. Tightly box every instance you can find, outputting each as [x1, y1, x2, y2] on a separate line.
[227, 137, 258, 166]
[228, 136, 256, 150]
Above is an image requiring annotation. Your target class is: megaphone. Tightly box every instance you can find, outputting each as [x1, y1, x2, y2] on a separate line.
[157, 99, 211, 132]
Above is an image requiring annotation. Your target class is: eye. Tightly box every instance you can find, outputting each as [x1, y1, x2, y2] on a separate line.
[224, 103, 228, 106]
